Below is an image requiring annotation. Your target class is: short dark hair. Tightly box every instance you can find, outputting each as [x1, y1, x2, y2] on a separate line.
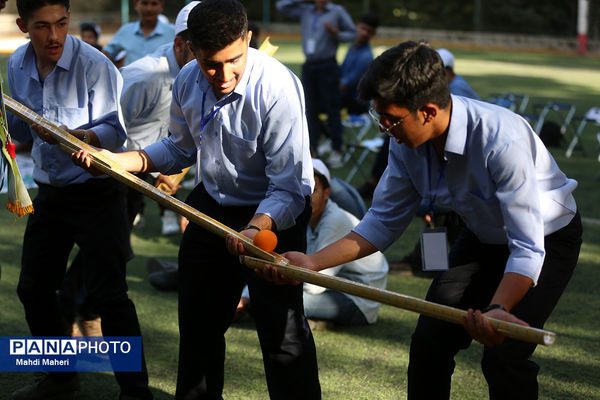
[17, 0, 70, 21]
[187, 0, 248, 52]
[359, 14, 380, 29]
[177, 29, 191, 43]
[357, 41, 450, 112]
[314, 172, 330, 190]
[80, 22, 99, 39]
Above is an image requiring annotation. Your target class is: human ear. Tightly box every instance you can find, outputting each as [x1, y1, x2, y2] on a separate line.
[16, 18, 29, 34]
[420, 104, 437, 123]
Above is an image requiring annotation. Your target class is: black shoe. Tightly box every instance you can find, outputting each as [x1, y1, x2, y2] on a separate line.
[148, 270, 178, 292]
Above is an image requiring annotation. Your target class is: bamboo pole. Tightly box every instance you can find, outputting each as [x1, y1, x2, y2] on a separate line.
[5, 93, 557, 347]
[3, 94, 280, 264]
[240, 255, 556, 346]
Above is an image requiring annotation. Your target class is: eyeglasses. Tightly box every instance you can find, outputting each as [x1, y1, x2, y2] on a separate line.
[368, 107, 408, 137]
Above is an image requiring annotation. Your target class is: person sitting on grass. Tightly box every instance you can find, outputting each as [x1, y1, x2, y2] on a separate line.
[236, 159, 389, 328]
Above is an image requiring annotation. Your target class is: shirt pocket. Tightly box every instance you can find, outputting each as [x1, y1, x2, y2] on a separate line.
[57, 106, 89, 130]
[222, 131, 258, 161]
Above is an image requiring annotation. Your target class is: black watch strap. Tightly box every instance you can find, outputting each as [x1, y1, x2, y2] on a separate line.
[239, 224, 261, 233]
[482, 304, 506, 313]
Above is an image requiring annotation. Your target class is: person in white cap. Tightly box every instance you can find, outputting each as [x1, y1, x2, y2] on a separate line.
[304, 159, 389, 326]
[120, 1, 199, 236]
[437, 48, 479, 100]
[235, 159, 388, 327]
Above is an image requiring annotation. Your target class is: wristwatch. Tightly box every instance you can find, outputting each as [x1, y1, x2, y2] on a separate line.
[82, 131, 91, 144]
[482, 304, 506, 313]
[239, 224, 261, 233]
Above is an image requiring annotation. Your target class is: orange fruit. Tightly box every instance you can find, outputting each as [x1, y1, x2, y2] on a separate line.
[253, 229, 278, 253]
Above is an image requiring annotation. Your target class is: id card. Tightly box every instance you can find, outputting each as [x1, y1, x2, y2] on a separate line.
[420, 227, 449, 271]
[306, 38, 316, 55]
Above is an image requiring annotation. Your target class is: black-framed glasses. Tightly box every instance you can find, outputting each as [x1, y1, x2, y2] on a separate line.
[368, 107, 408, 136]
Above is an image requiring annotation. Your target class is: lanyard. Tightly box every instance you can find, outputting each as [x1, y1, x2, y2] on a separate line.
[200, 91, 225, 138]
[426, 143, 448, 227]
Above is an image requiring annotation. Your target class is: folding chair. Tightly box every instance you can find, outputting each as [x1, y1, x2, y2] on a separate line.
[566, 107, 600, 158]
[341, 112, 372, 160]
[344, 135, 385, 183]
[487, 93, 529, 114]
[532, 101, 576, 136]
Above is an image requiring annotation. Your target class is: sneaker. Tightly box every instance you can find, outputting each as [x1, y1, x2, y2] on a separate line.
[161, 210, 179, 235]
[12, 372, 80, 400]
[327, 149, 343, 168]
[146, 257, 178, 275]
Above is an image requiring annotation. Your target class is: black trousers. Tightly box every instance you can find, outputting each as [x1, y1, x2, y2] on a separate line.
[176, 184, 321, 400]
[17, 179, 152, 399]
[407, 212, 582, 400]
[302, 59, 343, 153]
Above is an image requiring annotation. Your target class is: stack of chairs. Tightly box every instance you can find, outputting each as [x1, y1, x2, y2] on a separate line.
[565, 107, 600, 160]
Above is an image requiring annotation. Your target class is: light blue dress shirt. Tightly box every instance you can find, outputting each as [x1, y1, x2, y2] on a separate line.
[144, 47, 314, 230]
[354, 95, 577, 284]
[7, 36, 126, 187]
[120, 43, 181, 151]
[103, 20, 175, 66]
[276, 0, 356, 62]
[450, 74, 479, 100]
[340, 42, 373, 101]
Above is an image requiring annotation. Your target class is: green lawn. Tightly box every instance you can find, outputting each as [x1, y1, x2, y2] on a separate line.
[1, 43, 600, 399]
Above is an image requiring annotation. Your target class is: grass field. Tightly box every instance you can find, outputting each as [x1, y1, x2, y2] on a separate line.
[1, 41, 600, 399]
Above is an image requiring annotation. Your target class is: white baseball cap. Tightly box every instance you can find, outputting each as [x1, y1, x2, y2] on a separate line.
[437, 48, 455, 69]
[175, 1, 201, 36]
[312, 159, 331, 185]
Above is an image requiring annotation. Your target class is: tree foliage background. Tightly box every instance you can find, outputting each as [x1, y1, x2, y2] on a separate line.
[4, 0, 600, 39]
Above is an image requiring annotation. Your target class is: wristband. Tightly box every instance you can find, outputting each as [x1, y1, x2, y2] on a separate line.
[239, 224, 261, 233]
[481, 304, 506, 313]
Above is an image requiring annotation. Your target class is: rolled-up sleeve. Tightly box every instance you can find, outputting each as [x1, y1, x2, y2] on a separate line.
[488, 139, 546, 284]
[354, 149, 421, 250]
[143, 84, 197, 175]
[85, 61, 127, 150]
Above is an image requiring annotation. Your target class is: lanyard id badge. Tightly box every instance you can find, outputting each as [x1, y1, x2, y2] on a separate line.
[421, 143, 449, 271]
[420, 227, 449, 271]
[306, 38, 316, 55]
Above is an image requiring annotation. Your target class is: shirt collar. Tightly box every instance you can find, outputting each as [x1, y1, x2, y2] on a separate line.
[56, 35, 74, 71]
[314, 2, 333, 12]
[232, 46, 254, 98]
[445, 95, 468, 156]
[21, 35, 74, 79]
[135, 20, 171, 38]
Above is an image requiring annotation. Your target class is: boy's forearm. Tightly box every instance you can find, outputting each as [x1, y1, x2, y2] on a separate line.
[110, 149, 157, 173]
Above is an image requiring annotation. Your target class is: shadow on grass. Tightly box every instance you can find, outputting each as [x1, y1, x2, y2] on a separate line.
[0, 371, 174, 400]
